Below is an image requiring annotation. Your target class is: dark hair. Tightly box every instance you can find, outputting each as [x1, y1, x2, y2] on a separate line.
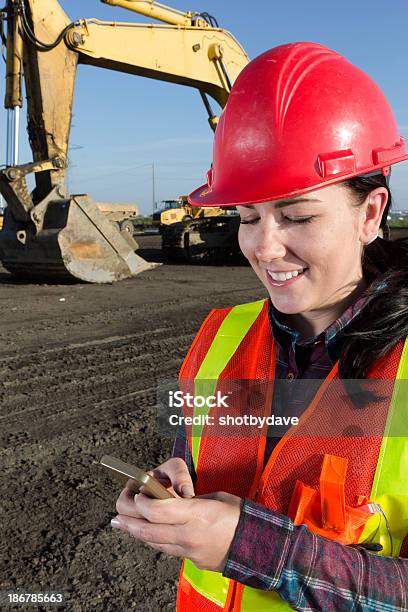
[338, 173, 408, 383]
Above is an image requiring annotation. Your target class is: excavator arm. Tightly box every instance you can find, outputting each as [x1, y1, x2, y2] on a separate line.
[70, 19, 245, 106]
[0, 0, 248, 282]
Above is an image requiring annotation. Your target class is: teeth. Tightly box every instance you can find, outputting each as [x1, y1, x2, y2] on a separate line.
[269, 269, 303, 281]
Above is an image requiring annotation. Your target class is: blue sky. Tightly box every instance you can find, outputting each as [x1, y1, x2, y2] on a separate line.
[2, 0, 408, 213]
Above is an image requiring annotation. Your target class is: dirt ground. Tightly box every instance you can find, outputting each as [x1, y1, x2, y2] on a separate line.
[0, 234, 266, 611]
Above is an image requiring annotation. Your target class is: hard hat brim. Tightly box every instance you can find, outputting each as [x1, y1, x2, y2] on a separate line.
[188, 154, 408, 208]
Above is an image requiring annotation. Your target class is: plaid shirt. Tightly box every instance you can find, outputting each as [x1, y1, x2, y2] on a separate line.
[172, 268, 408, 611]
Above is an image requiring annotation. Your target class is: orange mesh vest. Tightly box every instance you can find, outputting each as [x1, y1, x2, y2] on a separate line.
[176, 299, 408, 611]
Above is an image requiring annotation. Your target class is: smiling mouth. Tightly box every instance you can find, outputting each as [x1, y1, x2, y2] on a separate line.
[266, 268, 308, 286]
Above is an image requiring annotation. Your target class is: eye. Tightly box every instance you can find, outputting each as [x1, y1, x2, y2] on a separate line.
[240, 217, 260, 225]
[283, 215, 314, 225]
[240, 215, 315, 225]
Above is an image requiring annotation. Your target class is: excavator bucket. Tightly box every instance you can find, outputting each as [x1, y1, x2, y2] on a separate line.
[0, 0, 156, 283]
[0, 192, 157, 283]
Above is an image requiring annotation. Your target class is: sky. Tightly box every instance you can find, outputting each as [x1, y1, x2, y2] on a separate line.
[1, 0, 408, 214]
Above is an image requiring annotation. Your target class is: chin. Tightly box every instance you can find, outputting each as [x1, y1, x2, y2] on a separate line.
[269, 295, 308, 315]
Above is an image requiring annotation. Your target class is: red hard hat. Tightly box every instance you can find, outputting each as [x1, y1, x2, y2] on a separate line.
[188, 42, 408, 207]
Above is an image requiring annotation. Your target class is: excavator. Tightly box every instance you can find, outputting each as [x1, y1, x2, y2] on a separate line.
[152, 194, 240, 263]
[155, 195, 241, 262]
[0, 0, 249, 282]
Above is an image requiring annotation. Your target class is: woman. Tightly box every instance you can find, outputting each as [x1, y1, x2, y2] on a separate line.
[112, 43, 408, 610]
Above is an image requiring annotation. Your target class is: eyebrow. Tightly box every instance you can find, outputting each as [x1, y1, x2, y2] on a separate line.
[240, 198, 322, 209]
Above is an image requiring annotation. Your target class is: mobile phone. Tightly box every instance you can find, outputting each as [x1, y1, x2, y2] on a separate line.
[100, 455, 175, 499]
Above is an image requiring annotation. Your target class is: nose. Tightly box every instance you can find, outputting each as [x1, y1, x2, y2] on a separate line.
[254, 224, 287, 262]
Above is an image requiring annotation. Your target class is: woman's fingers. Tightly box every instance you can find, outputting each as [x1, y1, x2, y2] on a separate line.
[113, 515, 180, 544]
[141, 473, 179, 499]
[112, 515, 186, 557]
[114, 458, 195, 526]
[149, 458, 195, 498]
[116, 491, 193, 523]
[116, 489, 193, 522]
[134, 494, 193, 524]
[111, 493, 243, 571]
[116, 486, 144, 517]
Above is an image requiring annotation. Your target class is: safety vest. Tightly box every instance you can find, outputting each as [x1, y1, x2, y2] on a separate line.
[176, 299, 408, 612]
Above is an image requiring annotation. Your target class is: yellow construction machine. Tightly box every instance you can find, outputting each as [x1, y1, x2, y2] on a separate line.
[0, 0, 249, 282]
[154, 195, 223, 226]
[161, 209, 241, 263]
[154, 195, 240, 263]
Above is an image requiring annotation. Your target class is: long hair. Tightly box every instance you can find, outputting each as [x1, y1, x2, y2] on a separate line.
[339, 174, 408, 382]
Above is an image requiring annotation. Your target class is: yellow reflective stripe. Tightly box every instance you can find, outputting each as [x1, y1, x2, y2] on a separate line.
[361, 336, 408, 555]
[398, 337, 408, 379]
[241, 587, 290, 611]
[182, 559, 229, 607]
[191, 299, 266, 467]
[182, 300, 267, 605]
[195, 300, 266, 381]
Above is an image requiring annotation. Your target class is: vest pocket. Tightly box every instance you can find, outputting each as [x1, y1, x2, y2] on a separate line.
[287, 453, 379, 545]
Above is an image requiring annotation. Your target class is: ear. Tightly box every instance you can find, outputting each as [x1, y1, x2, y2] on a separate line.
[359, 187, 388, 244]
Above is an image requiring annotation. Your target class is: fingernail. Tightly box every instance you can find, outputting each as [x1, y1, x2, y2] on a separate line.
[181, 485, 194, 498]
[111, 517, 122, 529]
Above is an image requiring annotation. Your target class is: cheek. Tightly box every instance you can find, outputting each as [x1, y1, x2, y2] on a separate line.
[238, 227, 255, 261]
[306, 225, 359, 274]
[238, 228, 265, 282]
[324, 218, 358, 250]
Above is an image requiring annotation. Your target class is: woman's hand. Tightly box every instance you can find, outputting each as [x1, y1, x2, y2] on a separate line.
[144, 457, 195, 498]
[112, 459, 242, 572]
